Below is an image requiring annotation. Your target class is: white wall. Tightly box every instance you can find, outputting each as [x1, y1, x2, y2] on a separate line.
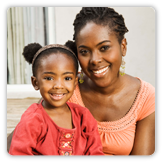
[55, 7, 155, 87]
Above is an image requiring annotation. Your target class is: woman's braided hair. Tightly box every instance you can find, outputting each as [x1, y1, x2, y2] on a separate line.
[73, 7, 129, 44]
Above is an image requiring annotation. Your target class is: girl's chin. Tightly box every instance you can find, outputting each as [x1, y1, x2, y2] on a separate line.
[42, 102, 67, 109]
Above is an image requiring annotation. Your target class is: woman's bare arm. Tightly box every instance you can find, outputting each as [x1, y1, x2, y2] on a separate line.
[130, 112, 155, 155]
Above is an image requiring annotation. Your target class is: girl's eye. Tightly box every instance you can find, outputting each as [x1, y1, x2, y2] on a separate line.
[100, 46, 109, 51]
[65, 77, 72, 81]
[45, 77, 53, 80]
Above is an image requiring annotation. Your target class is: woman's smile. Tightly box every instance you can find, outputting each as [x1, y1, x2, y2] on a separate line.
[90, 66, 110, 78]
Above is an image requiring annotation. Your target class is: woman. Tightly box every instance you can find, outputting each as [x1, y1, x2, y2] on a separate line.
[65, 7, 155, 155]
[7, 7, 155, 155]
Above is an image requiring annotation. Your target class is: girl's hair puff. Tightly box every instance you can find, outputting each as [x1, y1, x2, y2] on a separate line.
[22, 43, 79, 77]
[22, 43, 42, 64]
[64, 40, 78, 58]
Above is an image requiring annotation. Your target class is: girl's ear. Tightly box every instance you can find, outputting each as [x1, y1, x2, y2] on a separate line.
[31, 76, 39, 90]
[121, 38, 127, 57]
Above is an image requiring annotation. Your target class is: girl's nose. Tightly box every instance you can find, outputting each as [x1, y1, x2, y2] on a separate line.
[53, 79, 64, 89]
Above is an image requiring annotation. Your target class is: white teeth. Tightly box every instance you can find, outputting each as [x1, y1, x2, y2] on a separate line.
[51, 94, 63, 97]
[56, 95, 63, 97]
[93, 67, 108, 74]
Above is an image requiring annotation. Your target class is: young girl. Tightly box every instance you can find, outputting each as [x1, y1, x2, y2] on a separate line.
[9, 43, 104, 155]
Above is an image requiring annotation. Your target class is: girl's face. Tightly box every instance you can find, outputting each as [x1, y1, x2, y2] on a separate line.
[76, 22, 127, 87]
[32, 53, 78, 110]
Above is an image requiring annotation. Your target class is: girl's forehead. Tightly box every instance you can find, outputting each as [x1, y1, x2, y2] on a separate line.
[40, 53, 75, 70]
[42, 53, 71, 64]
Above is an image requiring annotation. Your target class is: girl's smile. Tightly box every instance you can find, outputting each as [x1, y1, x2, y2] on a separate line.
[49, 93, 66, 101]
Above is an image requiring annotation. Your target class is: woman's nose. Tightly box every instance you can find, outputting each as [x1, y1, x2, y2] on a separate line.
[90, 51, 102, 65]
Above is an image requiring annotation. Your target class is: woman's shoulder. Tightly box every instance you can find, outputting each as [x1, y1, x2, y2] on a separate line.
[124, 75, 155, 95]
[136, 77, 155, 96]
[135, 77, 155, 121]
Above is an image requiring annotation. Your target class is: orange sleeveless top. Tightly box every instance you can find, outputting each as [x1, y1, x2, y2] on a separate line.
[68, 78, 155, 155]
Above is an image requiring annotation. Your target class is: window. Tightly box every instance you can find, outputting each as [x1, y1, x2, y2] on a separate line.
[7, 7, 56, 84]
[7, 7, 56, 98]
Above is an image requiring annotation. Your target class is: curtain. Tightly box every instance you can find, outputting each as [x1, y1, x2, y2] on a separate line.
[7, 7, 48, 84]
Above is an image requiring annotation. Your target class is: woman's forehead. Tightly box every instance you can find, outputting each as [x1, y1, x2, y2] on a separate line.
[76, 22, 115, 45]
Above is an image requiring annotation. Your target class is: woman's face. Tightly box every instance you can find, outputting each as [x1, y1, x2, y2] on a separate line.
[76, 22, 127, 87]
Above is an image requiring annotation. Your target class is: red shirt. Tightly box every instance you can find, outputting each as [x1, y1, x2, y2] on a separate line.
[9, 101, 104, 155]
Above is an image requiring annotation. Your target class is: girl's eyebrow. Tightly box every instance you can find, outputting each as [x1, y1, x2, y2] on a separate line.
[43, 72, 55, 75]
[78, 40, 110, 49]
[63, 72, 74, 75]
[42, 72, 74, 75]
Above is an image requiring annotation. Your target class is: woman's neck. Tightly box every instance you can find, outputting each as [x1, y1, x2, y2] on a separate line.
[83, 74, 127, 96]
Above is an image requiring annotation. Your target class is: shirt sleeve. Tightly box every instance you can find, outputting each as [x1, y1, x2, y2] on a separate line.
[9, 110, 45, 155]
[82, 109, 104, 155]
[137, 83, 155, 121]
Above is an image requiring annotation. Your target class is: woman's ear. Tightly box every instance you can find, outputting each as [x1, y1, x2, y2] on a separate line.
[31, 76, 39, 90]
[121, 38, 127, 57]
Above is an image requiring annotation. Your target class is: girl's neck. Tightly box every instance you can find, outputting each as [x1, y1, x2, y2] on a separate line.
[42, 100, 69, 115]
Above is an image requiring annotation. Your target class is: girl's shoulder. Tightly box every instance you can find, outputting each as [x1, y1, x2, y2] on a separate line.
[67, 102, 88, 114]
[19, 103, 44, 124]
[67, 102, 95, 121]
[67, 102, 98, 129]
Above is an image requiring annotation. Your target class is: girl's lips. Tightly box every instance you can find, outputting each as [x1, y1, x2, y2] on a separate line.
[91, 66, 109, 78]
[49, 93, 65, 101]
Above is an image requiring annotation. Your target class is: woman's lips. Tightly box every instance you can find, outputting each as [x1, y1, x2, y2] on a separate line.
[91, 66, 109, 77]
[50, 93, 65, 100]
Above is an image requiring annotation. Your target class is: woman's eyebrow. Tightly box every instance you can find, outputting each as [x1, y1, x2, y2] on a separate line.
[78, 45, 88, 49]
[78, 40, 110, 49]
[96, 40, 111, 46]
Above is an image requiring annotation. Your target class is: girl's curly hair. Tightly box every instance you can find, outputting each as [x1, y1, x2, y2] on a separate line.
[22, 43, 78, 76]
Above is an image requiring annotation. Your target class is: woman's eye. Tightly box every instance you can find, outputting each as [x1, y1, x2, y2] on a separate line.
[65, 77, 72, 81]
[100, 46, 109, 51]
[45, 77, 53, 80]
[79, 49, 88, 55]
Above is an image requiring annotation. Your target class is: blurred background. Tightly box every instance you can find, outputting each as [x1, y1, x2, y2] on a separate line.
[7, 7, 155, 136]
